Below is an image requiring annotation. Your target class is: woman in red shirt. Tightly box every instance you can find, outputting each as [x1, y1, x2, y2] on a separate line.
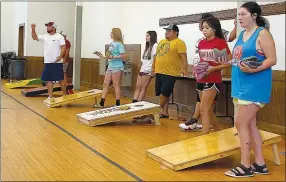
[196, 17, 232, 135]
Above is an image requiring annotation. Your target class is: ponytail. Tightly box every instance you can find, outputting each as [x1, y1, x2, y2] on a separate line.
[256, 15, 266, 27]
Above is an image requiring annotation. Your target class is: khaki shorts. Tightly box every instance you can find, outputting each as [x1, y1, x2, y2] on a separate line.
[233, 98, 265, 108]
[63, 62, 69, 73]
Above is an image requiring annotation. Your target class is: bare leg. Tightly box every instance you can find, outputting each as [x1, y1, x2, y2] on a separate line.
[64, 72, 68, 85]
[236, 104, 260, 167]
[193, 102, 201, 120]
[47, 81, 53, 98]
[112, 71, 122, 101]
[59, 80, 66, 96]
[133, 75, 142, 101]
[249, 113, 268, 170]
[225, 104, 260, 176]
[160, 95, 169, 116]
[96, 72, 112, 105]
[199, 87, 218, 135]
[101, 72, 112, 99]
[137, 75, 152, 101]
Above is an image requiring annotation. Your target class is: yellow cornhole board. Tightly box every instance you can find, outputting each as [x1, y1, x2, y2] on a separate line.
[44, 89, 102, 108]
[5, 78, 43, 89]
[146, 127, 281, 171]
[76, 101, 161, 126]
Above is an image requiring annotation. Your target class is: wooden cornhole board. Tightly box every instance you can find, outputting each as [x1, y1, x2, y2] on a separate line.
[146, 127, 281, 171]
[21, 84, 74, 97]
[76, 101, 161, 126]
[44, 89, 102, 108]
[5, 78, 43, 89]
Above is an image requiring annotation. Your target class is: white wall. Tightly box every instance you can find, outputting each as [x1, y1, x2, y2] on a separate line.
[14, 2, 28, 56]
[81, 2, 124, 58]
[81, 1, 285, 71]
[265, 14, 285, 71]
[1, 2, 16, 53]
[25, 2, 76, 57]
[1, 2, 28, 55]
[121, 2, 237, 63]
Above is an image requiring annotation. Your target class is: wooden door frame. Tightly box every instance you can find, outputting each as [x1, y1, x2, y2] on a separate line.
[18, 23, 25, 58]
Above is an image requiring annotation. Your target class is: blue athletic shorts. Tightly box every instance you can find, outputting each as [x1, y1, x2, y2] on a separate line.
[42, 63, 64, 81]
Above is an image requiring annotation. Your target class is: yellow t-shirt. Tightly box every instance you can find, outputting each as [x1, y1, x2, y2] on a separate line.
[155, 38, 187, 77]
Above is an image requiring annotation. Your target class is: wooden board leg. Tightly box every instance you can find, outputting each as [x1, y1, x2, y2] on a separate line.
[272, 143, 281, 165]
[153, 113, 161, 125]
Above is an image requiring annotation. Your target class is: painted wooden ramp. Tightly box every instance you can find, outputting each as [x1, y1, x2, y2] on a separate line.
[146, 127, 281, 171]
[77, 101, 161, 126]
[5, 78, 43, 89]
[44, 89, 102, 108]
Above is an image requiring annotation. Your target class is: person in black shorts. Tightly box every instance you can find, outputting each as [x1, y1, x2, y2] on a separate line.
[152, 24, 188, 118]
[179, 13, 237, 131]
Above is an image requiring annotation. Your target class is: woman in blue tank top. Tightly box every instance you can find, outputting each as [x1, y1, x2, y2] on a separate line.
[220, 2, 277, 178]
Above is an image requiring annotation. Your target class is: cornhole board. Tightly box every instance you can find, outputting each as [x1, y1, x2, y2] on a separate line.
[43, 89, 102, 108]
[21, 84, 74, 97]
[76, 101, 161, 126]
[5, 78, 43, 89]
[146, 127, 281, 171]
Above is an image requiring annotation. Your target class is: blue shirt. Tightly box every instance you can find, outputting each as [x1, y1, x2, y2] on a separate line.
[107, 41, 125, 71]
[231, 27, 272, 104]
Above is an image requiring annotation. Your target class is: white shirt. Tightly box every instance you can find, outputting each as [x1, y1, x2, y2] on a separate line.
[140, 43, 158, 73]
[38, 33, 65, 63]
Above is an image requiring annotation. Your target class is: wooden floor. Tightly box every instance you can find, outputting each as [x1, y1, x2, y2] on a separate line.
[1, 81, 285, 181]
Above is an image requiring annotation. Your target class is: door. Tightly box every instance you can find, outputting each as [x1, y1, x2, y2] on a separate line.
[18, 24, 24, 57]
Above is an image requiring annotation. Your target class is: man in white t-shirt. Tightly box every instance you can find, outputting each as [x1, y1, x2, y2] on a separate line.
[31, 22, 66, 103]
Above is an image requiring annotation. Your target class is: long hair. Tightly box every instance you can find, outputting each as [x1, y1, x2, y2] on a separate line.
[241, 2, 267, 28]
[202, 17, 225, 40]
[106, 28, 124, 57]
[111, 28, 124, 44]
[142, 31, 157, 60]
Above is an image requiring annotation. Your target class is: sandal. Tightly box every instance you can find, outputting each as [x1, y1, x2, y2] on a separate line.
[251, 162, 269, 175]
[224, 164, 254, 178]
[160, 114, 169, 118]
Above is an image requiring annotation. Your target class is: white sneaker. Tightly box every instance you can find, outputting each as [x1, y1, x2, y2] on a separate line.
[44, 97, 55, 103]
[179, 122, 198, 131]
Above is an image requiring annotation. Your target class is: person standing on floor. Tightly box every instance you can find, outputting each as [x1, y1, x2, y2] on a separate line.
[94, 28, 126, 108]
[59, 31, 71, 86]
[31, 22, 66, 103]
[180, 13, 237, 131]
[190, 17, 232, 135]
[152, 24, 188, 118]
[132, 31, 158, 124]
[223, 2, 276, 178]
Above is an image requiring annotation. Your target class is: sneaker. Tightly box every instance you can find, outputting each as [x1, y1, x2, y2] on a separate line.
[179, 118, 198, 131]
[44, 97, 55, 103]
[93, 103, 104, 108]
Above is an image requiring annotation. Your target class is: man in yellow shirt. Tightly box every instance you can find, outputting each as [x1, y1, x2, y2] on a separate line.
[152, 24, 188, 118]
